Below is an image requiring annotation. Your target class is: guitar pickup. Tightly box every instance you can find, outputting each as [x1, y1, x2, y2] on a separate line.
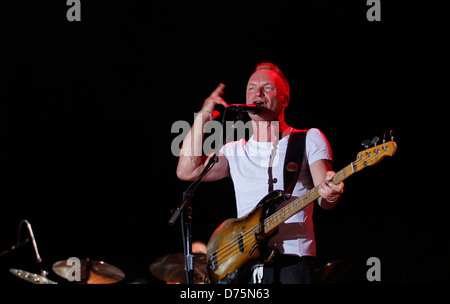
[238, 234, 244, 253]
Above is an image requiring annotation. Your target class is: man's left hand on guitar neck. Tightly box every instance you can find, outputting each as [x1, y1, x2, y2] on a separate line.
[318, 170, 344, 209]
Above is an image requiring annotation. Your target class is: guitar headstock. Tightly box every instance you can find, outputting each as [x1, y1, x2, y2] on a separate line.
[355, 141, 397, 169]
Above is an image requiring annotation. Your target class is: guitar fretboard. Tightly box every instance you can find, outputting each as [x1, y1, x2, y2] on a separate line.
[263, 162, 356, 233]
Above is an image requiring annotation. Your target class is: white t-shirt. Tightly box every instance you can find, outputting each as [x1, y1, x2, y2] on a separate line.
[219, 128, 332, 257]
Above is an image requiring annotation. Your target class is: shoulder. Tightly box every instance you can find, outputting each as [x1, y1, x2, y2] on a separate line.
[306, 128, 331, 148]
[305, 128, 332, 163]
[306, 128, 327, 141]
[220, 138, 247, 156]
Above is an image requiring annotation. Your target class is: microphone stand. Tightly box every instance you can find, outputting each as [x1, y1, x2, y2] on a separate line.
[168, 155, 218, 284]
[5, 220, 56, 284]
[24, 220, 43, 264]
[0, 239, 29, 259]
[168, 106, 235, 284]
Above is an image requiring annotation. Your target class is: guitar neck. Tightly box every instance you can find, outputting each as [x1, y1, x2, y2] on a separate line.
[262, 139, 397, 234]
[263, 162, 356, 234]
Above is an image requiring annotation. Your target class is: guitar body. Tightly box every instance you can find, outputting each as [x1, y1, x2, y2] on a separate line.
[206, 190, 285, 284]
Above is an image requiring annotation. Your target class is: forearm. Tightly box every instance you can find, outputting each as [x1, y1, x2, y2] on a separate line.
[177, 83, 228, 181]
[176, 111, 211, 180]
[310, 160, 344, 210]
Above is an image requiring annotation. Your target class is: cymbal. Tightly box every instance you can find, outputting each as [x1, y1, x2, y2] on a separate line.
[52, 259, 125, 284]
[10, 268, 57, 284]
[150, 253, 207, 284]
[314, 258, 353, 284]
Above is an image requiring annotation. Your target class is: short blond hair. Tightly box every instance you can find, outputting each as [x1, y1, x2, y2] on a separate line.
[254, 62, 290, 99]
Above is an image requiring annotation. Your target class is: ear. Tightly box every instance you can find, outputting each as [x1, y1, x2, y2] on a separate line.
[283, 95, 290, 107]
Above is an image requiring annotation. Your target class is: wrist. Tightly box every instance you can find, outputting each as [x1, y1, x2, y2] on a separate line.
[325, 197, 339, 203]
[319, 197, 339, 210]
[197, 110, 213, 122]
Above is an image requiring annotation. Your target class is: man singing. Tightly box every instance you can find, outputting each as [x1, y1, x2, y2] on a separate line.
[176, 63, 344, 284]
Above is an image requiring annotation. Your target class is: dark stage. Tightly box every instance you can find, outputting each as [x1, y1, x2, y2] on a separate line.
[1, 0, 448, 286]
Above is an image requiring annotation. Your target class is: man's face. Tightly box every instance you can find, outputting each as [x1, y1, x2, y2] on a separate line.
[246, 69, 288, 121]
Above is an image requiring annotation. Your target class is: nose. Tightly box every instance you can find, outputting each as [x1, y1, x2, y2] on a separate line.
[255, 87, 264, 97]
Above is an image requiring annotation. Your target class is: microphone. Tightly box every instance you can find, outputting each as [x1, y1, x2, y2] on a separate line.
[24, 220, 42, 263]
[228, 104, 262, 114]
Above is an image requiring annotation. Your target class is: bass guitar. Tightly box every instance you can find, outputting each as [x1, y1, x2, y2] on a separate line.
[206, 140, 397, 284]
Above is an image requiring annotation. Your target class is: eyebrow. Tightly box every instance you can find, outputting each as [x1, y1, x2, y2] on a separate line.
[247, 82, 275, 86]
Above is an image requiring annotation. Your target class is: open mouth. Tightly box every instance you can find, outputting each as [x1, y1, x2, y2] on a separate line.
[254, 101, 264, 106]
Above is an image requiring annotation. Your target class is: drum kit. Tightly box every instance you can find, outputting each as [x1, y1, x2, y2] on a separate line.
[148, 253, 353, 284]
[149, 252, 207, 284]
[6, 251, 352, 284]
[2, 220, 128, 284]
[3, 219, 352, 284]
[9, 259, 126, 284]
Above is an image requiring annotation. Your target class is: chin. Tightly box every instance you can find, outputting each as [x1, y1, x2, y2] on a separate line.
[251, 110, 279, 121]
[250, 115, 277, 123]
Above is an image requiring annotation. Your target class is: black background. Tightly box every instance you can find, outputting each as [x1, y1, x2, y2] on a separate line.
[1, 0, 448, 285]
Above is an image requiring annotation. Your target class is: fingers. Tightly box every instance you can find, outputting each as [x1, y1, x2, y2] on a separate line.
[325, 170, 335, 181]
[319, 180, 344, 194]
[202, 83, 229, 112]
[318, 183, 342, 202]
[327, 181, 344, 194]
[209, 83, 225, 99]
[322, 170, 343, 192]
[318, 183, 330, 198]
[318, 171, 344, 202]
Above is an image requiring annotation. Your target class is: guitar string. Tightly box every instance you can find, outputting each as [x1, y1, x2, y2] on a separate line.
[267, 148, 383, 225]
[213, 183, 324, 264]
[212, 186, 322, 266]
[211, 162, 356, 265]
[211, 165, 350, 264]
[210, 146, 390, 265]
[263, 162, 354, 228]
[213, 146, 393, 267]
[211, 159, 361, 265]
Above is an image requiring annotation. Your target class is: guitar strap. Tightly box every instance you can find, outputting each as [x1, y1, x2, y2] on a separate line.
[252, 129, 308, 283]
[283, 129, 308, 198]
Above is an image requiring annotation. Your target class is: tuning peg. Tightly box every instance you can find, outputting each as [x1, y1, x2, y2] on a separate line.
[361, 140, 372, 149]
[371, 136, 379, 146]
[390, 130, 394, 142]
